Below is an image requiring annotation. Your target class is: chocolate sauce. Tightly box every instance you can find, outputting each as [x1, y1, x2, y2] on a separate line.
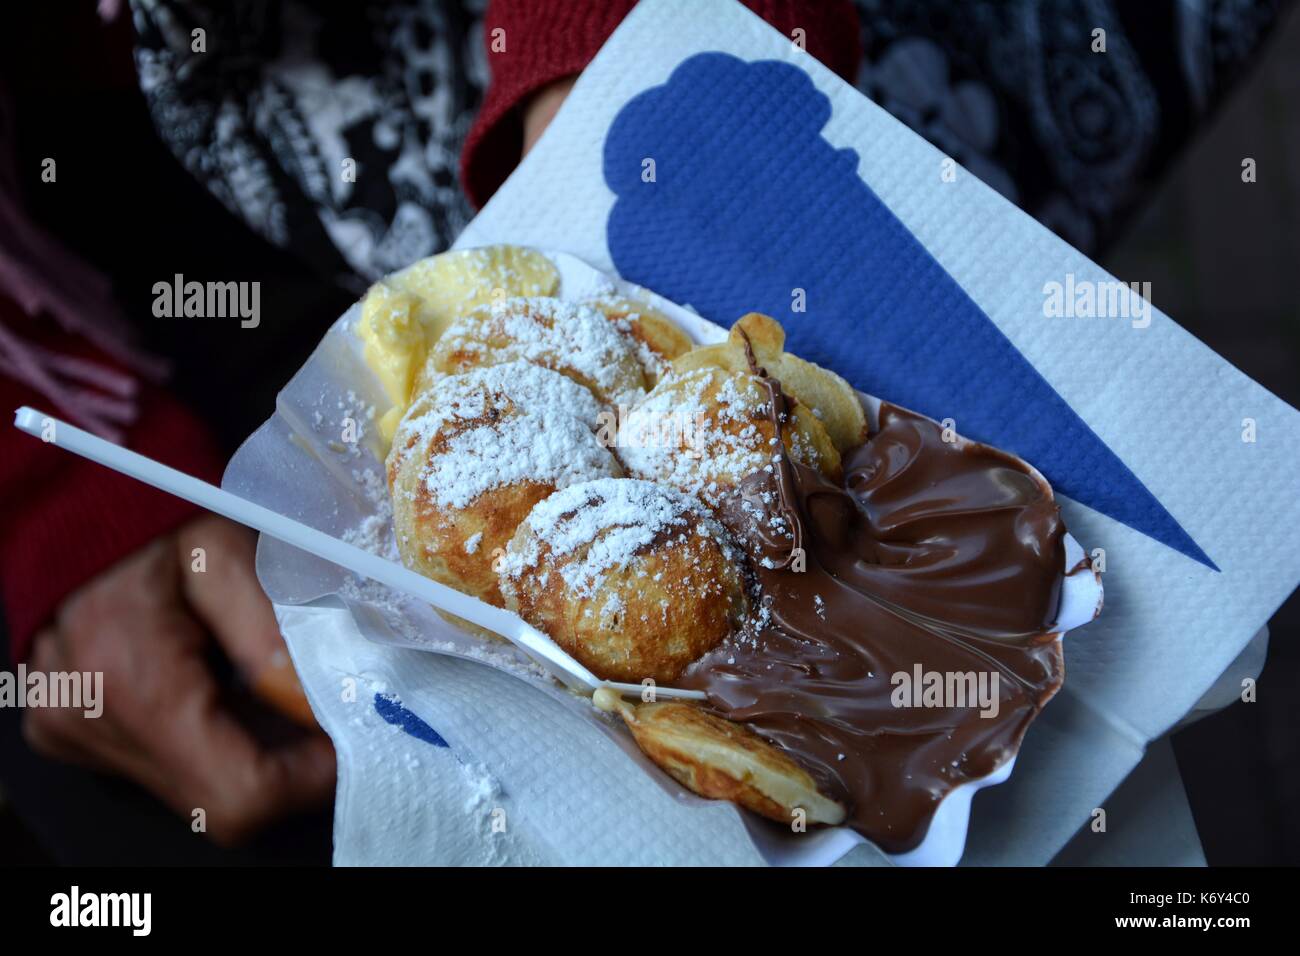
[680, 348, 1067, 852]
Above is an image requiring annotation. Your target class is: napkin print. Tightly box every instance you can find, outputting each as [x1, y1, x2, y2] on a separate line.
[605, 52, 1214, 570]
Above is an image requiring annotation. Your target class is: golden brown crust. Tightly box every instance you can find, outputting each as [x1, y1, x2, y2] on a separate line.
[610, 699, 845, 826]
[393, 475, 554, 608]
[619, 366, 841, 505]
[428, 297, 649, 405]
[672, 312, 868, 452]
[499, 479, 746, 684]
[584, 296, 695, 385]
[387, 369, 620, 611]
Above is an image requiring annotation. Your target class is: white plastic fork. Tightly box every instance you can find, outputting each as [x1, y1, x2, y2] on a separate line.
[12, 406, 706, 702]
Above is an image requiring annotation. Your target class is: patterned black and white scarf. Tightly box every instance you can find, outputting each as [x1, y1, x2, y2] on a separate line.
[129, 0, 1290, 289]
[131, 0, 487, 293]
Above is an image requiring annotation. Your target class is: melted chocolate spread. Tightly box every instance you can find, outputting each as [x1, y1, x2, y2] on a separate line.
[679, 344, 1067, 852]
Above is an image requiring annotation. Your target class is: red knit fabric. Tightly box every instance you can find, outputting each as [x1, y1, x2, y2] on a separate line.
[0, 302, 224, 662]
[460, 0, 862, 208]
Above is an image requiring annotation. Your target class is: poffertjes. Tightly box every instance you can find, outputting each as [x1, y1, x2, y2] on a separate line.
[428, 296, 649, 405]
[358, 245, 560, 441]
[387, 362, 620, 617]
[672, 311, 868, 452]
[499, 478, 747, 684]
[618, 365, 840, 506]
[583, 295, 694, 385]
[366, 250, 930, 837]
[593, 692, 846, 827]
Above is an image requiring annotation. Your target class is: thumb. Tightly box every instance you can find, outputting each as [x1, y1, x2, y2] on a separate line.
[177, 515, 317, 726]
[177, 514, 283, 675]
[169, 688, 336, 845]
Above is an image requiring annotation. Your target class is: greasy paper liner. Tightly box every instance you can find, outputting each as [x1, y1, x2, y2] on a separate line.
[224, 249, 1103, 866]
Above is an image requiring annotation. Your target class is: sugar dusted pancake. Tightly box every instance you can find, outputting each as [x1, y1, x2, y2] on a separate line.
[428, 296, 648, 405]
[672, 312, 868, 452]
[500, 478, 746, 684]
[582, 295, 694, 385]
[358, 246, 560, 441]
[387, 362, 619, 614]
[619, 366, 840, 507]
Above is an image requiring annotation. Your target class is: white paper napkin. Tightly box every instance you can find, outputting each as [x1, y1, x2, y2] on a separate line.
[233, 0, 1296, 865]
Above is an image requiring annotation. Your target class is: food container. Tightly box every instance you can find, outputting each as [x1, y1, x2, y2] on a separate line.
[224, 248, 1103, 866]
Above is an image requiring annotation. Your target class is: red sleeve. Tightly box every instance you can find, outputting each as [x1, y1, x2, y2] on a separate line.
[0, 310, 225, 663]
[460, 0, 862, 208]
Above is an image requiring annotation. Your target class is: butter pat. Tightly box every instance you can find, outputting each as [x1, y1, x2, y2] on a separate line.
[357, 281, 426, 408]
[377, 406, 404, 445]
[390, 245, 560, 343]
[356, 245, 562, 445]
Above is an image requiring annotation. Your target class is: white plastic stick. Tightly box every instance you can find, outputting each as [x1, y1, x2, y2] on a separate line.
[12, 407, 705, 702]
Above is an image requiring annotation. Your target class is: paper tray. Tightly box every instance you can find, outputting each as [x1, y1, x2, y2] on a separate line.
[224, 248, 1102, 866]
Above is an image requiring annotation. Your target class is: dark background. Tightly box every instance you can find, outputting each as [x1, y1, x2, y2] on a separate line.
[1108, 10, 1299, 865]
[0, 5, 1296, 865]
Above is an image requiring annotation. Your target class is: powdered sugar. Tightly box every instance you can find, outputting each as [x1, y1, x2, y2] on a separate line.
[394, 359, 605, 447]
[503, 477, 726, 598]
[583, 293, 674, 381]
[620, 367, 819, 505]
[342, 467, 396, 558]
[337, 467, 427, 640]
[459, 760, 503, 813]
[421, 410, 619, 510]
[438, 297, 647, 405]
[388, 359, 620, 512]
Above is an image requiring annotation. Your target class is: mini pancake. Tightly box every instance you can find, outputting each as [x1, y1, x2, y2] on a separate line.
[593, 692, 846, 827]
[618, 365, 840, 507]
[388, 363, 620, 616]
[500, 478, 747, 684]
[358, 245, 559, 441]
[583, 295, 694, 385]
[672, 312, 868, 452]
[428, 296, 649, 405]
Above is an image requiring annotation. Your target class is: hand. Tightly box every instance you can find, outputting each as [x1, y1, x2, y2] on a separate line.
[22, 514, 335, 845]
[522, 76, 576, 157]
